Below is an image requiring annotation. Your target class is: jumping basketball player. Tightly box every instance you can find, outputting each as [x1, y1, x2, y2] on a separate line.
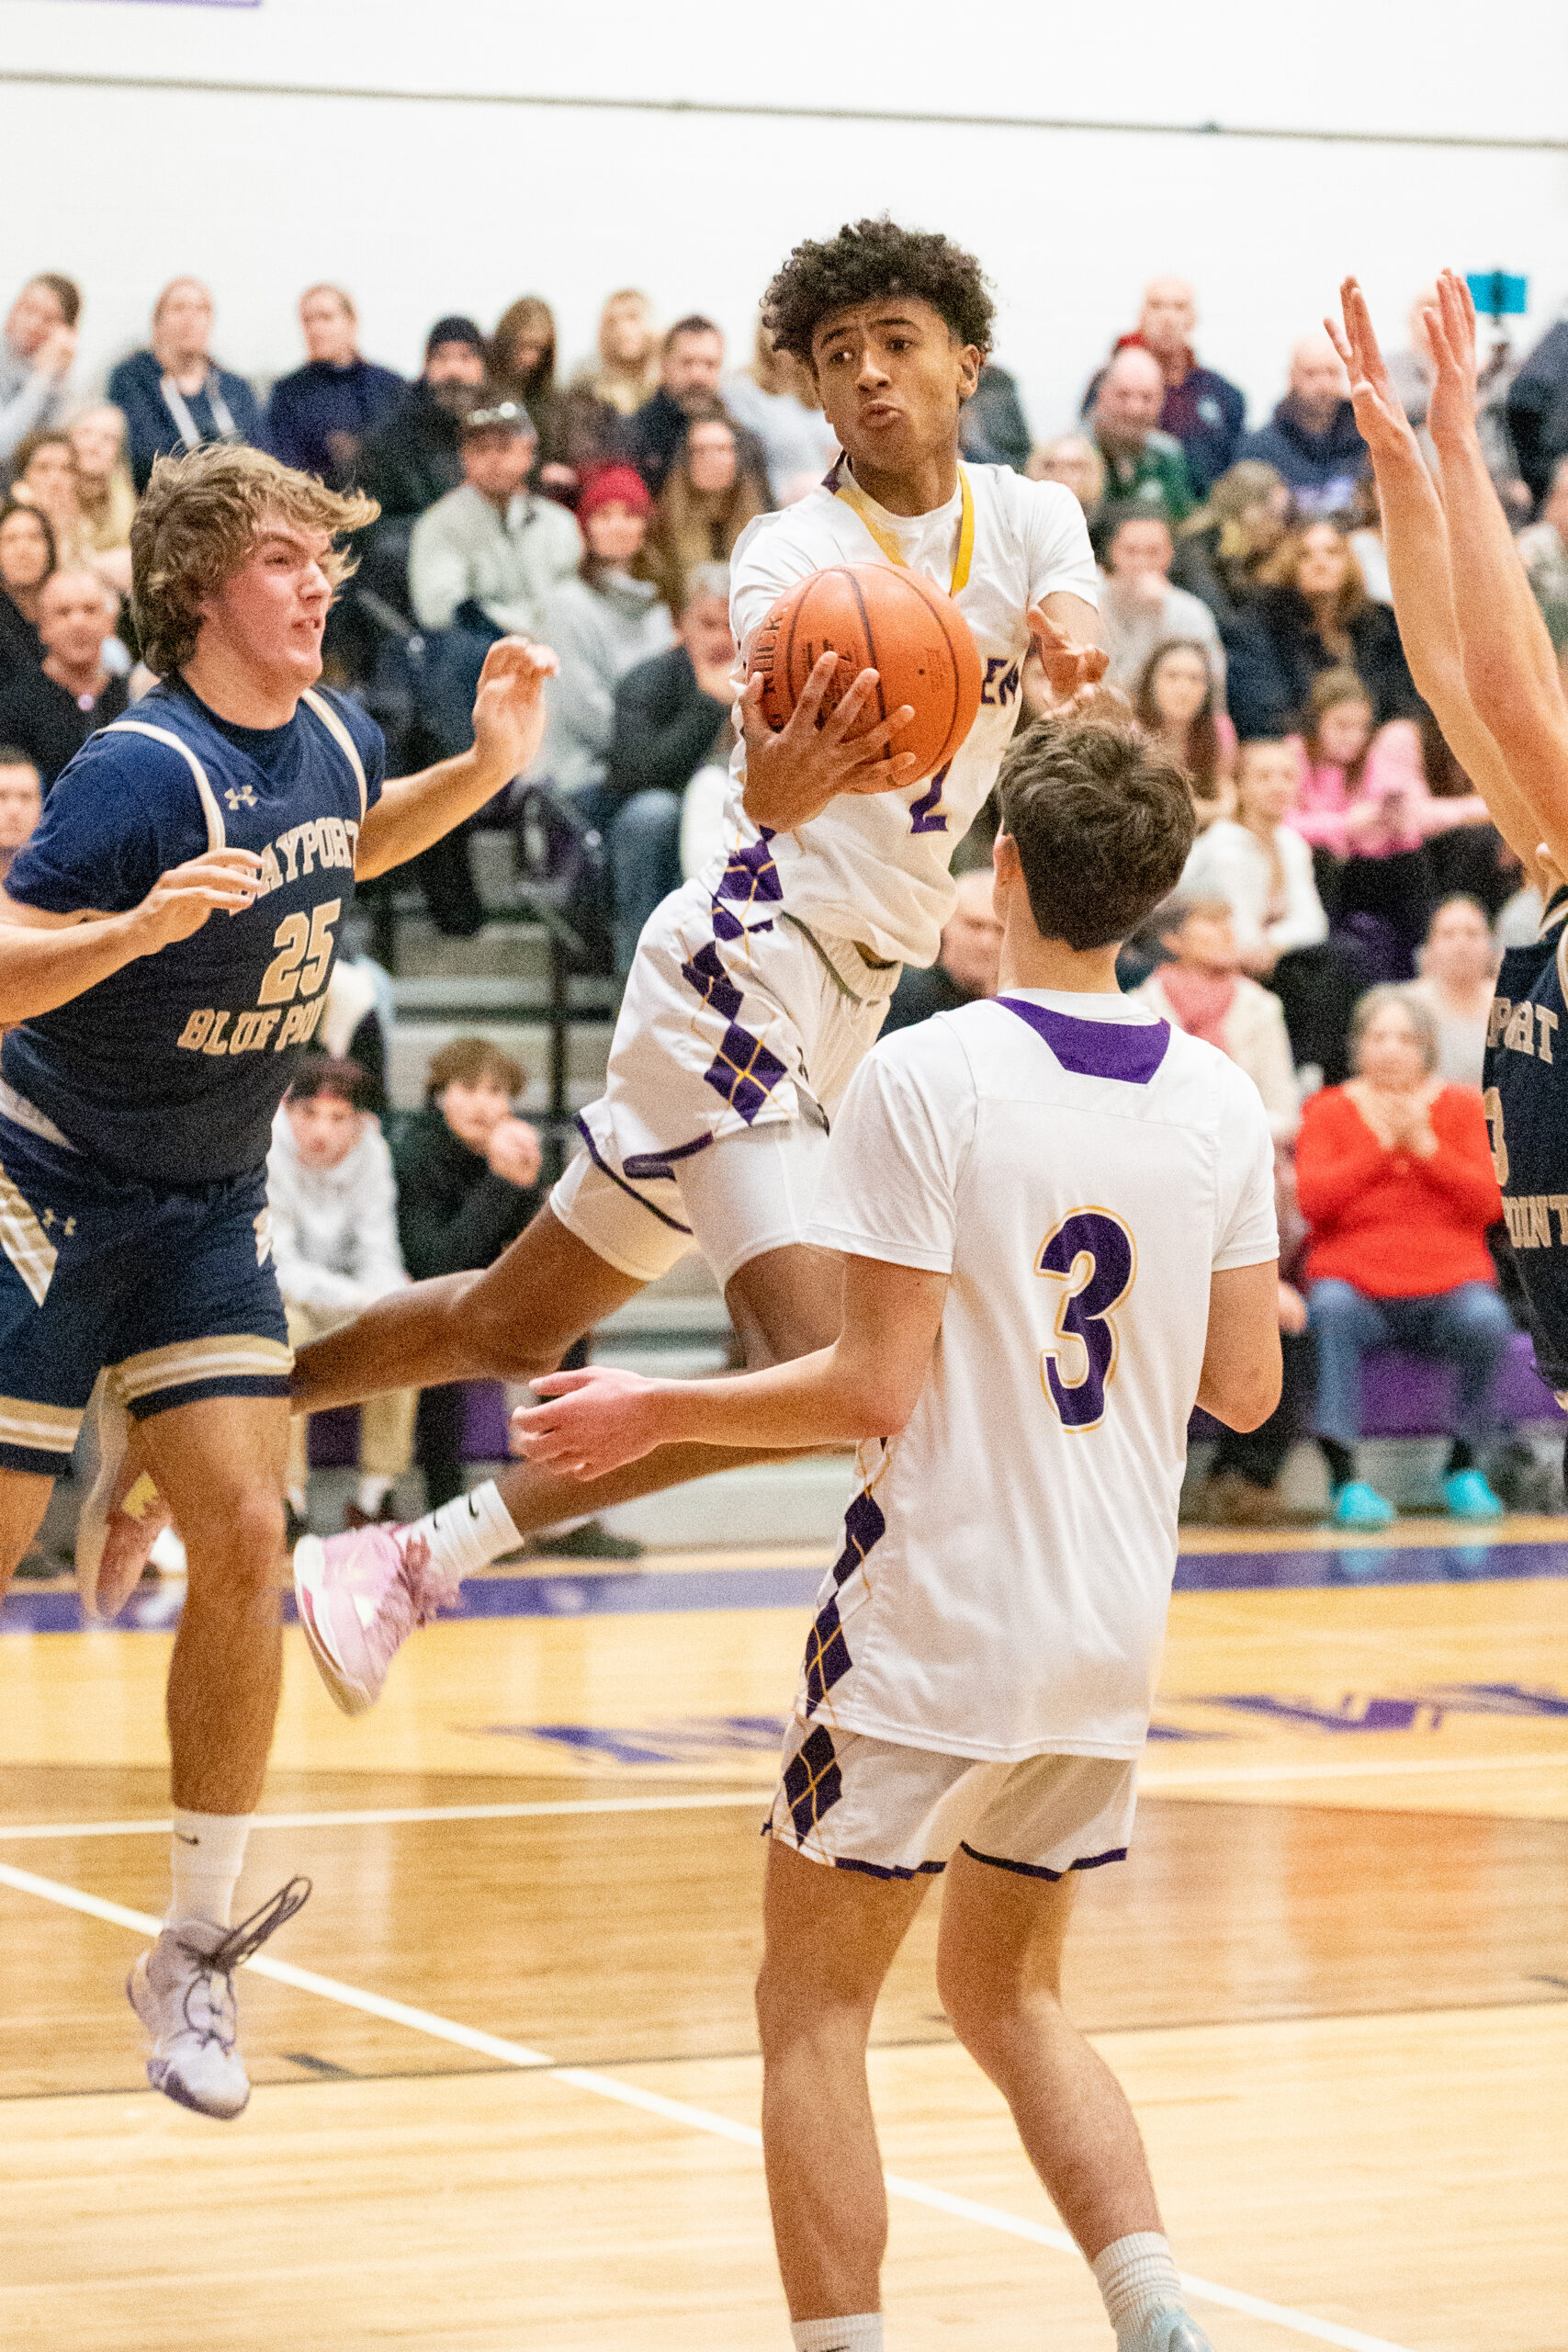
[0, 443, 552, 2116]
[242, 219, 1109, 1710]
[513, 722, 1282, 2352]
[1327, 274, 1568, 1442]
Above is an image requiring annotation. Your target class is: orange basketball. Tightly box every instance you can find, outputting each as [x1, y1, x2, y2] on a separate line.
[750, 562, 983, 786]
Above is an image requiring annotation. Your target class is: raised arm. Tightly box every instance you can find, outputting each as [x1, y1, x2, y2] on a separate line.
[354, 637, 557, 879]
[1327, 278, 1540, 870]
[511, 1253, 949, 1480]
[1421, 270, 1568, 869]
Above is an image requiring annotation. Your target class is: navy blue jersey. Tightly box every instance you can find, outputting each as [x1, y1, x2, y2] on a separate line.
[1483, 885, 1568, 1390]
[2, 678, 384, 1186]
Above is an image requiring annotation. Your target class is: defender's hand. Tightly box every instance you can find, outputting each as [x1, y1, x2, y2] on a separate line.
[1327, 279, 1423, 466]
[127, 849, 264, 952]
[469, 635, 558, 788]
[739, 651, 918, 832]
[511, 1365, 665, 1480]
[1424, 270, 1483, 454]
[1026, 609, 1110, 709]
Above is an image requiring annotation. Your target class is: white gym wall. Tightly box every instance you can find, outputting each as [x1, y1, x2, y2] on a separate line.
[2, 0, 1565, 439]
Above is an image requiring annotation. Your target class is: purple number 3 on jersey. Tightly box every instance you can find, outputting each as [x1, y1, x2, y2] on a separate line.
[1036, 1210, 1136, 1430]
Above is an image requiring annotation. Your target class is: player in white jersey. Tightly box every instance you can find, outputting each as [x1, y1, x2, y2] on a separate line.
[85, 220, 1109, 1707]
[513, 722, 1281, 2352]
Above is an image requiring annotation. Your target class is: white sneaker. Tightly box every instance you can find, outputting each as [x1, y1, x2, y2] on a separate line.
[128, 1877, 310, 2119]
[1122, 2315, 1214, 2352]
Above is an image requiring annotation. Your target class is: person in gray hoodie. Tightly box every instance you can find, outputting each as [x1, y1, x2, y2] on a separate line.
[525, 464, 674, 796]
[267, 1058, 415, 1533]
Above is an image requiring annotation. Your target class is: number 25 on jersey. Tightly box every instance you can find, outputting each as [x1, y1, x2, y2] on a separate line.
[1035, 1209, 1136, 1431]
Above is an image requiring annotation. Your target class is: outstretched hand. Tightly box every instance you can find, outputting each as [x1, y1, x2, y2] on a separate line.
[510, 1365, 664, 1481]
[129, 848, 264, 953]
[1326, 277, 1420, 465]
[470, 635, 559, 786]
[1026, 609, 1110, 710]
[1424, 269, 1482, 453]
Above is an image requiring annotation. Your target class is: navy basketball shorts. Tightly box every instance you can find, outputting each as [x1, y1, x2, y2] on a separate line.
[0, 1114, 292, 1476]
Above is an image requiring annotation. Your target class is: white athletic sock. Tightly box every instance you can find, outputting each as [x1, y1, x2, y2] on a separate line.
[409, 1479, 524, 1583]
[1093, 2233, 1185, 2345]
[790, 2319, 882, 2352]
[167, 1808, 253, 1930]
[356, 1472, 394, 1515]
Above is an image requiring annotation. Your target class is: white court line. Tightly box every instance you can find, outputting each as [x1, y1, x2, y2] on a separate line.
[0, 1746, 1558, 1844]
[0, 1858, 1415, 2352]
[0, 1790, 779, 1841]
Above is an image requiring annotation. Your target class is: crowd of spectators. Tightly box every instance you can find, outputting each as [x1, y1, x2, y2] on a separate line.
[6, 255, 1568, 1529]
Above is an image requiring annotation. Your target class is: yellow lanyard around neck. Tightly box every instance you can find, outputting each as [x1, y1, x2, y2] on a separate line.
[832, 459, 974, 597]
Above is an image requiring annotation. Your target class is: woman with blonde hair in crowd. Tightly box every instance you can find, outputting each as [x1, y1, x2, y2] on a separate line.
[491, 295, 577, 496]
[644, 401, 769, 614]
[64, 403, 136, 594]
[1171, 458, 1291, 625]
[1134, 639, 1235, 831]
[722, 319, 837, 504]
[564, 289, 661, 474]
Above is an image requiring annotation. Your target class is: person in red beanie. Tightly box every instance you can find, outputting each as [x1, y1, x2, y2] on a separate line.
[525, 463, 675, 800]
[1296, 982, 1513, 1528]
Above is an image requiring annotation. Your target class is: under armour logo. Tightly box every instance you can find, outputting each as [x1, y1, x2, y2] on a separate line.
[224, 786, 257, 810]
[39, 1210, 76, 1237]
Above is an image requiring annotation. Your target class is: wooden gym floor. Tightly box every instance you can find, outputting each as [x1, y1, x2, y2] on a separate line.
[1, 1521, 1563, 2352]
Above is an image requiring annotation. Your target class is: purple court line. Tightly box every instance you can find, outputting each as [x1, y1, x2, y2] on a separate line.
[5, 1543, 1566, 1634]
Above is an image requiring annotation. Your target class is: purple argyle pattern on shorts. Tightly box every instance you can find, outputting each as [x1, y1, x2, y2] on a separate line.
[783, 1724, 842, 1840]
[712, 831, 782, 940]
[679, 937, 790, 1124]
[831, 1489, 886, 1587]
[680, 941, 745, 1023]
[802, 1489, 886, 1715]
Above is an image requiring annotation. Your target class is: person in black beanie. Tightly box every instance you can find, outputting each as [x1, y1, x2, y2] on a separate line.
[356, 316, 489, 548]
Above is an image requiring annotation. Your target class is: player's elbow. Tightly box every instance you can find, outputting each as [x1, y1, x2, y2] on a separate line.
[838, 1371, 922, 1442]
[1203, 1355, 1283, 1433]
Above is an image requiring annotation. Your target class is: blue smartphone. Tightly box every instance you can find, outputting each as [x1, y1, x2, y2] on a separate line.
[1467, 272, 1529, 317]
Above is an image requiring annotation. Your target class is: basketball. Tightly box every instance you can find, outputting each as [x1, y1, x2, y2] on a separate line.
[750, 562, 984, 785]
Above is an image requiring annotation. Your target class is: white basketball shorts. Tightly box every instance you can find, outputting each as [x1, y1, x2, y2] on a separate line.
[767, 1715, 1137, 1883]
[550, 870, 899, 1289]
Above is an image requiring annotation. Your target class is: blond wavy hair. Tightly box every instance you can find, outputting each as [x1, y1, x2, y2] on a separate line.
[130, 443, 378, 675]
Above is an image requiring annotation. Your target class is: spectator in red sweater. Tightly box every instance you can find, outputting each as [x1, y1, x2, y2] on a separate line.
[1298, 985, 1512, 1529]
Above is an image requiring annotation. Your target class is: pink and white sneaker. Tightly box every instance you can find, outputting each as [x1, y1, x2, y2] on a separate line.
[292, 1523, 462, 1715]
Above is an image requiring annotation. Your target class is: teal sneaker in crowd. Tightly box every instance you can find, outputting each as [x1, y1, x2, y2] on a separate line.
[1442, 1467, 1506, 1521]
[1330, 1479, 1396, 1531]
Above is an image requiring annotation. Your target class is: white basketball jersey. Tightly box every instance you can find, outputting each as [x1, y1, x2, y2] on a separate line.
[721, 463, 1099, 968]
[801, 988, 1278, 1761]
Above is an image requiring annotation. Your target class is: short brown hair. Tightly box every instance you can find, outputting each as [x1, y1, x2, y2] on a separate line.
[287, 1056, 370, 1109]
[425, 1035, 525, 1100]
[998, 721, 1196, 951]
[31, 273, 81, 329]
[130, 443, 378, 676]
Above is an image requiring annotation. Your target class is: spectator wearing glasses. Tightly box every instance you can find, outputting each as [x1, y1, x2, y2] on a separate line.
[107, 278, 262, 492]
[264, 285, 405, 488]
[0, 275, 79, 466]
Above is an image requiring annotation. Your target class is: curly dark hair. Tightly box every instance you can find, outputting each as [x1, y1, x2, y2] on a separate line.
[762, 219, 995, 366]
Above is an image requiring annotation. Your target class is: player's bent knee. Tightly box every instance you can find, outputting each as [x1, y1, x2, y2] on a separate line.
[183, 1484, 286, 1577]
